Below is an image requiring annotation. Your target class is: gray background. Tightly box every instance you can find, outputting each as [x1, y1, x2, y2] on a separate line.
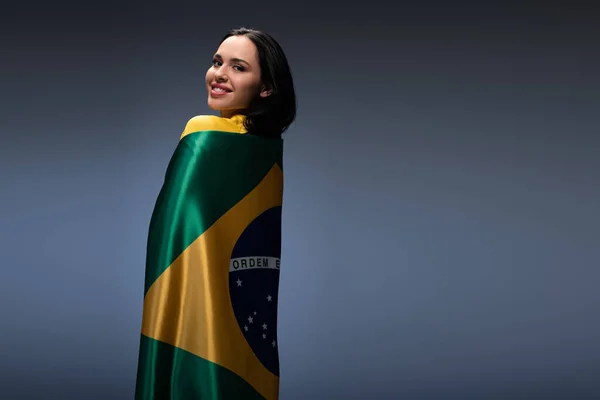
[2, 1, 599, 399]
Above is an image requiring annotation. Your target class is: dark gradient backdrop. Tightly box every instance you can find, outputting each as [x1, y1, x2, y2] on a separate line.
[2, 1, 599, 399]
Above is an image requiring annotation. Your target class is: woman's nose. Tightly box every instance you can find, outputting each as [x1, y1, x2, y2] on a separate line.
[214, 68, 227, 82]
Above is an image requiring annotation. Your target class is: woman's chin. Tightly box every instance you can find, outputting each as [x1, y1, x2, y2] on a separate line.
[207, 99, 237, 111]
[207, 98, 223, 109]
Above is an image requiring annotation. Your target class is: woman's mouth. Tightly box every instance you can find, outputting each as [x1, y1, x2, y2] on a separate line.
[211, 84, 232, 96]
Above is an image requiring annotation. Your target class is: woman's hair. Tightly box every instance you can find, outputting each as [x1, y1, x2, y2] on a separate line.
[220, 27, 297, 138]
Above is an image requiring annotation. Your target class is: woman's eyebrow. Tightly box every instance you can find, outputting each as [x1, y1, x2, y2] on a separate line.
[230, 57, 249, 65]
[214, 54, 249, 66]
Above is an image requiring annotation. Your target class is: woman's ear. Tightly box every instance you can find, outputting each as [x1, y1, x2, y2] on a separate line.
[259, 85, 273, 98]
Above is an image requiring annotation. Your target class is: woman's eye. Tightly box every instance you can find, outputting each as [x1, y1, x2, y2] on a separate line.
[211, 59, 243, 71]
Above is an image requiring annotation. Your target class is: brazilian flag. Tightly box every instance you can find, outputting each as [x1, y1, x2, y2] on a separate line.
[135, 115, 284, 400]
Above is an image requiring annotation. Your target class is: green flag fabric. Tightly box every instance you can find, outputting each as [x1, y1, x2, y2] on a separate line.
[135, 115, 284, 400]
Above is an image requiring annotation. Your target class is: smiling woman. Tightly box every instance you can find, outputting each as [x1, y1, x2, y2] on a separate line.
[135, 27, 296, 400]
[207, 35, 269, 117]
[206, 28, 297, 138]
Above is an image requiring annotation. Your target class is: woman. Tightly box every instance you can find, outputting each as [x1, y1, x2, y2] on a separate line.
[135, 28, 296, 400]
[205, 27, 296, 138]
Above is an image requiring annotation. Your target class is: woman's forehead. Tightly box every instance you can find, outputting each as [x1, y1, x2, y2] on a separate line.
[215, 36, 258, 64]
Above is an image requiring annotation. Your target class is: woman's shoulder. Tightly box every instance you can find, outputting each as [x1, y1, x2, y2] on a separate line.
[180, 114, 247, 139]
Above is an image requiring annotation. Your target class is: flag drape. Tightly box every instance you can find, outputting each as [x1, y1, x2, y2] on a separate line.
[135, 115, 284, 400]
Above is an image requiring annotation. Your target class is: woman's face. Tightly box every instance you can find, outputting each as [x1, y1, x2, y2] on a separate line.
[205, 35, 271, 118]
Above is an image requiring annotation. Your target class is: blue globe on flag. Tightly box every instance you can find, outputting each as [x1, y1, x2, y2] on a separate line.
[228, 206, 282, 376]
